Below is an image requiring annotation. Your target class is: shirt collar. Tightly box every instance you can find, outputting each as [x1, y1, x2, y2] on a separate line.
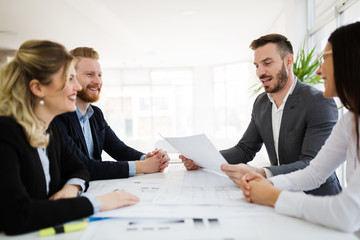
[76, 105, 94, 122]
[267, 78, 297, 106]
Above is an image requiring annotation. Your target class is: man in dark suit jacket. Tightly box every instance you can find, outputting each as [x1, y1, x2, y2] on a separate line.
[54, 47, 169, 181]
[182, 34, 341, 196]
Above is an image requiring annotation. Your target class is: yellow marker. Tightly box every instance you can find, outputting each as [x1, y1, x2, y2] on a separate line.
[39, 221, 87, 237]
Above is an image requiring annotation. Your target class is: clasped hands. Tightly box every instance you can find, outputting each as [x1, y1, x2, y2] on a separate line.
[223, 167, 281, 207]
[136, 148, 170, 174]
[180, 155, 281, 207]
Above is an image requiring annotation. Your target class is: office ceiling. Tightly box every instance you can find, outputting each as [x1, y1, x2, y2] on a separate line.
[0, 0, 288, 68]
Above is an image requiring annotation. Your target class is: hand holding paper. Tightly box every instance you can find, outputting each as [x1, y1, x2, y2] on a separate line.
[180, 155, 201, 170]
[161, 134, 227, 175]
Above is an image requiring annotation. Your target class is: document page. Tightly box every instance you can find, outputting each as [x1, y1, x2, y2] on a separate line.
[152, 168, 243, 205]
[86, 165, 273, 220]
[162, 133, 227, 175]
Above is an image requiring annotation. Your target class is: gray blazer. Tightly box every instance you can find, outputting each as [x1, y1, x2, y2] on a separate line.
[220, 79, 341, 196]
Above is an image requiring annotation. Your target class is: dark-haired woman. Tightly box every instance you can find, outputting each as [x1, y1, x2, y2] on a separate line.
[222, 21, 360, 233]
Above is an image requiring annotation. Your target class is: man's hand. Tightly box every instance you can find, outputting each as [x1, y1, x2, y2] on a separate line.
[97, 190, 139, 211]
[179, 155, 201, 170]
[136, 149, 170, 173]
[49, 184, 81, 200]
[221, 163, 266, 188]
[144, 148, 160, 160]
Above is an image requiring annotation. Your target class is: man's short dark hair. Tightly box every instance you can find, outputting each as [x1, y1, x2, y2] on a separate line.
[250, 34, 293, 58]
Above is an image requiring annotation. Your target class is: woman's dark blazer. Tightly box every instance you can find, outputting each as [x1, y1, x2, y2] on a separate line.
[0, 117, 93, 235]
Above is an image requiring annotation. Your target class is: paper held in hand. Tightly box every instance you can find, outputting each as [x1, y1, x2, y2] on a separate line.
[161, 133, 227, 176]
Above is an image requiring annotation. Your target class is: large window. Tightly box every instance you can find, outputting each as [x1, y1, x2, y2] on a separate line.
[213, 63, 254, 140]
[309, 0, 360, 52]
[212, 62, 268, 165]
[97, 59, 267, 164]
[97, 68, 193, 152]
[342, 0, 360, 24]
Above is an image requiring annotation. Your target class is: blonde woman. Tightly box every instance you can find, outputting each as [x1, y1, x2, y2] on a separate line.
[0, 40, 138, 235]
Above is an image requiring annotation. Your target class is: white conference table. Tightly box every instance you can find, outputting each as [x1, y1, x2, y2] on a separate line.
[0, 163, 358, 240]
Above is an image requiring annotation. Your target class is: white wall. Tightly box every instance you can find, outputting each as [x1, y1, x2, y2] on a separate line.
[193, 66, 214, 135]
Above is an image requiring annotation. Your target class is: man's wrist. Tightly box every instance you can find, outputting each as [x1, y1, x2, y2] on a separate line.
[128, 161, 136, 176]
[135, 161, 144, 174]
[263, 168, 273, 178]
[257, 168, 266, 178]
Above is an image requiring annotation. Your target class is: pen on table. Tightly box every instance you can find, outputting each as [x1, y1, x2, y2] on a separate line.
[88, 217, 112, 222]
[39, 221, 87, 237]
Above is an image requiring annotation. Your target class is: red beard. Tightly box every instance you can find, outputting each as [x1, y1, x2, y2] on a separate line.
[77, 84, 101, 103]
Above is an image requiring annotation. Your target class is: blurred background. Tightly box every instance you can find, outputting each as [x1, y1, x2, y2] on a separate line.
[0, 0, 359, 182]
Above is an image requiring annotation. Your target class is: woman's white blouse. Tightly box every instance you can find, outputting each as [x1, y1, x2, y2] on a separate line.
[271, 111, 360, 232]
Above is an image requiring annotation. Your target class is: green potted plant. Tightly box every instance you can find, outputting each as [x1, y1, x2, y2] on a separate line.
[293, 44, 322, 85]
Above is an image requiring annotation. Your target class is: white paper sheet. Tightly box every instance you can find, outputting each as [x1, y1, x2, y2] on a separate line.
[83, 165, 243, 206]
[80, 217, 260, 240]
[91, 203, 273, 219]
[152, 168, 243, 205]
[161, 133, 227, 175]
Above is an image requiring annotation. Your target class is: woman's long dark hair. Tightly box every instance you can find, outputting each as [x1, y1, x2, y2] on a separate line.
[328, 21, 360, 161]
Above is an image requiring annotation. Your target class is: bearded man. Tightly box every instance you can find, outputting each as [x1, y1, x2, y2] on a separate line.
[54, 47, 169, 180]
[181, 34, 341, 196]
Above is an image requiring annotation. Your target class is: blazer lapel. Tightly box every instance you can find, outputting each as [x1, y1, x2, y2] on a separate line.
[32, 148, 48, 196]
[278, 79, 301, 163]
[69, 112, 90, 157]
[89, 115, 101, 159]
[262, 101, 278, 165]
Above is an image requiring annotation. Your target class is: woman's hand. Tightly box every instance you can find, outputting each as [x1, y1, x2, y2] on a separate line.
[240, 172, 281, 207]
[49, 184, 81, 200]
[221, 163, 265, 188]
[97, 190, 139, 211]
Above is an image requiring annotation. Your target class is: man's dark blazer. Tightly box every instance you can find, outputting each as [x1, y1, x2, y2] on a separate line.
[54, 105, 144, 180]
[0, 117, 93, 235]
[220, 79, 342, 196]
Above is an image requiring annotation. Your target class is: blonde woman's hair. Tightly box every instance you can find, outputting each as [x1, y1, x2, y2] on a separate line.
[0, 40, 73, 148]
